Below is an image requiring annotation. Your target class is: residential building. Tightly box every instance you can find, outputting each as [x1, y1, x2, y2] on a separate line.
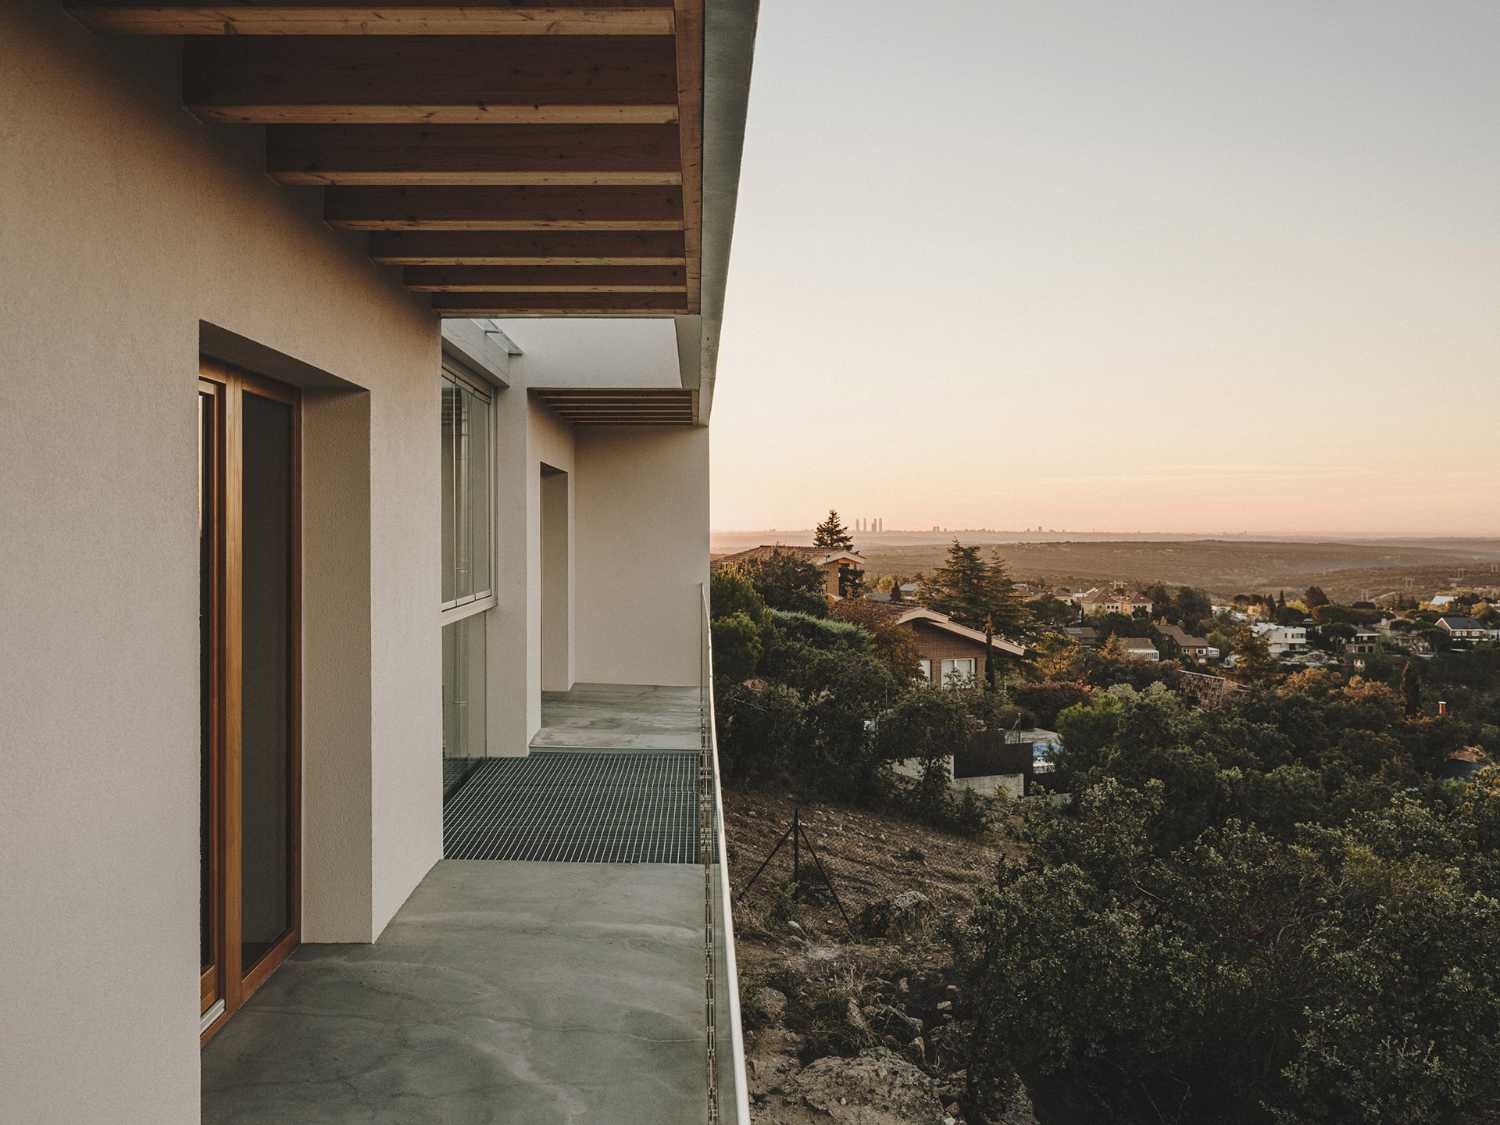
[1342, 629, 1382, 656]
[1119, 638, 1162, 661]
[1063, 625, 1101, 645]
[712, 544, 868, 598]
[1253, 622, 1310, 656]
[1437, 616, 1499, 643]
[2, 5, 758, 1124]
[1154, 622, 1211, 663]
[891, 607, 1026, 688]
[1081, 590, 1153, 617]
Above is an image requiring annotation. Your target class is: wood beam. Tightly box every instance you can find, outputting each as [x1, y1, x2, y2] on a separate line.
[673, 0, 703, 312]
[267, 124, 681, 186]
[327, 185, 683, 230]
[68, 2, 676, 36]
[403, 265, 685, 292]
[369, 230, 685, 265]
[184, 36, 677, 125]
[431, 292, 687, 315]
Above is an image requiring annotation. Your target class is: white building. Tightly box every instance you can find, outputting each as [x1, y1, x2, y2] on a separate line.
[2, 5, 758, 1123]
[1253, 622, 1310, 655]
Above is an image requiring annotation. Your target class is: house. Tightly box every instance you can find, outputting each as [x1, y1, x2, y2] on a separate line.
[1342, 629, 1381, 656]
[1080, 590, 1153, 617]
[893, 727, 1060, 800]
[889, 607, 1026, 688]
[1437, 617, 1499, 643]
[1063, 625, 1101, 645]
[712, 544, 868, 598]
[2, 6, 757, 1124]
[1253, 622, 1309, 656]
[1154, 622, 1211, 663]
[1118, 638, 1162, 661]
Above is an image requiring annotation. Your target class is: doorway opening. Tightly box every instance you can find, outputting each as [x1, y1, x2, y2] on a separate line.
[199, 360, 301, 1043]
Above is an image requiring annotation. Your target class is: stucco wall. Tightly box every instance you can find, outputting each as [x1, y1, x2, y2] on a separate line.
[573, 426, 710, 686]
[0, 7, 441, 1121]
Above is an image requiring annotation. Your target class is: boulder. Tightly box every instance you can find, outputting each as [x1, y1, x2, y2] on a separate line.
[780, 1047, 945, 1124]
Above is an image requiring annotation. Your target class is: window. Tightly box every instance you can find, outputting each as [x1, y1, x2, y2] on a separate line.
[440, 363, 495, 776]
[441, 365, 493, 610]
[939, 657, 976, 687]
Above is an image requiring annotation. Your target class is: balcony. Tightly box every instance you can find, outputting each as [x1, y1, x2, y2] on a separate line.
[204, 606, 747, 1123]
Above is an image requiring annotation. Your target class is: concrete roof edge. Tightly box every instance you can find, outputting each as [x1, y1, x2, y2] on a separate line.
[694, 0, 760, 425]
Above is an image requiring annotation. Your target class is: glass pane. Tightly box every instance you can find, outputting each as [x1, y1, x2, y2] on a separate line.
[465, 387, 491, 596]
[199, 390, 215, 974]
[241, 391, 294, 971]
[442, 613, 487, 794]
[440, 381, 458, 603]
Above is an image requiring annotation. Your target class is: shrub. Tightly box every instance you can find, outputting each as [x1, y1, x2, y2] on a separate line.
[710, 611, 762, 683]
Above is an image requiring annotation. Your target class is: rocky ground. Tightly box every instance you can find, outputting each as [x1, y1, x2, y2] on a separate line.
[722, 787, 1034, 1125]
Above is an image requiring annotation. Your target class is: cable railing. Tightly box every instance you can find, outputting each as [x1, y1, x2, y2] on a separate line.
[700, 584, 751, 1124]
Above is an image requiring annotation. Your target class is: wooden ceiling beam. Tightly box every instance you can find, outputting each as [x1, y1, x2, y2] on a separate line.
[403, 264, 685, 292]
[184, 36, 677, 124]
[327, 185, 682, 230]
[369, 230, 685, 265]
[673, 0, 702, 312]
[431, 292, 687, 315]
[268, 123, 682, 186]
[68, 2, 675, 36]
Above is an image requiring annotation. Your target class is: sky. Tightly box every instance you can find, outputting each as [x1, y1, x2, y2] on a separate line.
[708, 1, 1500, 536]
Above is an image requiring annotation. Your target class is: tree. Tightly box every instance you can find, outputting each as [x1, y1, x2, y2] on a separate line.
[709, 612, 762, 682]
[921, 540, 1025, 635]
[813, 509, 854, 551]
[829, 598, 923, 683]
[890, 574, 905, 604]
[1231, 623, 1277, 681]
[734, 550, 827, 616]
[1402, 660, 1424, 717]
[1306, 585, 1331, 609]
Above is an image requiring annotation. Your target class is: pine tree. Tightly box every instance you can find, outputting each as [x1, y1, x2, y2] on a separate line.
[920, 541, 1025, 634]
[1401, 660, 1423, 717]
[813, 509, 854, 551]
[1305, 585, 1331, 609]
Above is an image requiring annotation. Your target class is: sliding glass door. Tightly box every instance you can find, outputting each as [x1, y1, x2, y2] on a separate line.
[200, 361, 300, 1042]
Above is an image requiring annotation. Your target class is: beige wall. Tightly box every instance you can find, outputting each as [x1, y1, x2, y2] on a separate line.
[0, 7, 442, 1120]
[540, 468, 575, 692]
[574, 426, 710, 686]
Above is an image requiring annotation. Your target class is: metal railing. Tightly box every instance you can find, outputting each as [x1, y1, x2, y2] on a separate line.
[700, 585, 751, 1124]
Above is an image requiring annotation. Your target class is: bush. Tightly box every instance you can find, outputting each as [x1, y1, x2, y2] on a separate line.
[710, 611, 763, 683]
[710, 568, 767, 623]
[732, 551, 828, 616]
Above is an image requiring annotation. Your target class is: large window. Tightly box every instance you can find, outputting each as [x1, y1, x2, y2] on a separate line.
[440, 364, 494, 781]
[441, 366, 493, 610]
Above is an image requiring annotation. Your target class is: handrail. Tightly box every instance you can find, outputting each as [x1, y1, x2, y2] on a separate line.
[700, 583, 751, 1125]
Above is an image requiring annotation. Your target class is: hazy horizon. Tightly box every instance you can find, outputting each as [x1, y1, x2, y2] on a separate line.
[709, 2, 1500, 538]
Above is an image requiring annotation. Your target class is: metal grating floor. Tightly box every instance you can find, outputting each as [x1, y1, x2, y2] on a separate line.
[443, 752, 699, 864]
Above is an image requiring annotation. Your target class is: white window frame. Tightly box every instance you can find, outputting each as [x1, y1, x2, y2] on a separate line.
[917, 659, 931, 683]
[940, 657, 976, 687]
[440, 361, 496, 621]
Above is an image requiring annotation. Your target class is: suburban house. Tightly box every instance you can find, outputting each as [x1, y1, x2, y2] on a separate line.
[894, 727, 1061, 800]
[1081, 589, 1153, 617]
[1154, 622, 1211, 663]
[712, 543, 868, 598]
[3, 4, 758, 1124]
[1253, 622, 1310, 656]
[1063, 624, 1101, 645]
[890, 607, 1027, 687]
[1118, 637, 1162, 661]
[1342, 629, 1382, 656]
[1437, 616, 1499, 643]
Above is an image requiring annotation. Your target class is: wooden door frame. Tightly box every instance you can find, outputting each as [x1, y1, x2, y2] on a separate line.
[199, 378, 225, 1021]
[200, 359, 302, 1046]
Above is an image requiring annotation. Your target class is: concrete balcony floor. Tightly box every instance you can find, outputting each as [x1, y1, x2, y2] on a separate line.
[204, 684, 708, 1125]
[531, 682, 702, 751]
[202, 861, 705, 1124]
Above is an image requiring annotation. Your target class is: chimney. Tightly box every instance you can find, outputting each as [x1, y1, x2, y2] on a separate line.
[1438, 700, 1448, 717]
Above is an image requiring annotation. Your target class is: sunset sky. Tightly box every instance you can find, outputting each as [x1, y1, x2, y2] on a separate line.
[709, 1, 1500, 536]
